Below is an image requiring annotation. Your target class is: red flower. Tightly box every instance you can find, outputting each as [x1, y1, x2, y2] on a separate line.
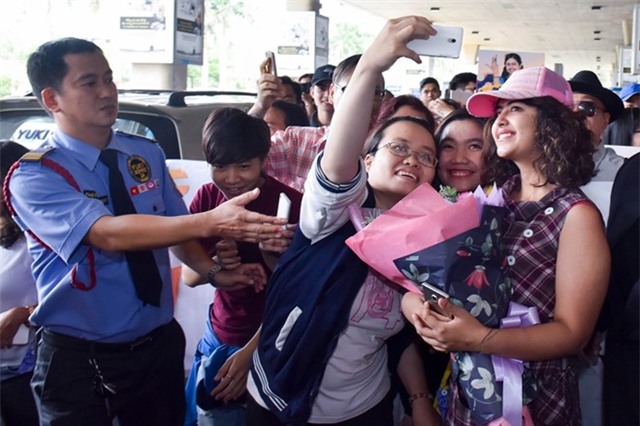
[465, 265, 490, 289]
[457, 249, 471, 257]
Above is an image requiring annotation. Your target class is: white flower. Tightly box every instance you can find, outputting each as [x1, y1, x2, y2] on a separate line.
[458, 354, 474, 380]
[471, 367, 495, 399]
[467, 294, 492, 317]
[400, 263, 429, 283]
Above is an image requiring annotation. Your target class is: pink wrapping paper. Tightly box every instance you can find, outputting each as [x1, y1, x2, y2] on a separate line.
[345, 182, 482, 294]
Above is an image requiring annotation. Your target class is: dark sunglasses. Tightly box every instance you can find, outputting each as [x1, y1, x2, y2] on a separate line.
[575, 101, 605, 117]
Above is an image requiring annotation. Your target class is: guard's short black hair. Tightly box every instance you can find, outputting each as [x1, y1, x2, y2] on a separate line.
[27, 37, 103, 106]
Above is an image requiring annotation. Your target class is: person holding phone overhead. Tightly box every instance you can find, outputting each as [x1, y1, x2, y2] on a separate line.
[246, 16, 442, 426]
[403, 67, 610, 425]
[182, 108, 302, 426]
[247, 54, 383, 193]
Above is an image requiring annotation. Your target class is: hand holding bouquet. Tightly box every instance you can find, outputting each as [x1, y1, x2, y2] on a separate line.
[346, 183, 537, 425]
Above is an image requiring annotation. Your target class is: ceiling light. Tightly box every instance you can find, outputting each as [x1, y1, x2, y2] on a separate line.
[594, 30, 601, 34]
[591, 5, 602, 10]
[594, 37, 601, 41]
[472, 31, 479, 34]
[484, 38, 491, 41]
[430, 7, 440, 11]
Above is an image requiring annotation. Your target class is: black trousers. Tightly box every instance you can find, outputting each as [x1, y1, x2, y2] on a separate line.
[31, 319, 186, 426]
[1, 371, 39, 426]
[246, 391, 394, 426]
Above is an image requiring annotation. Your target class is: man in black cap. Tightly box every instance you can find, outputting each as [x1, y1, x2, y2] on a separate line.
[307, 64, 336, 127]
[569, 70, 625, 219]
[568, 70, 625, 426]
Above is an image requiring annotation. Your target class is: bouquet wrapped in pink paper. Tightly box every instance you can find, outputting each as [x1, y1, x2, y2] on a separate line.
[346, 183, 537, 425]
[346, 183, 484, 293]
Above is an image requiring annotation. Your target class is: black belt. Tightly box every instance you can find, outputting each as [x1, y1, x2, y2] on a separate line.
[41, 321, 172, 354]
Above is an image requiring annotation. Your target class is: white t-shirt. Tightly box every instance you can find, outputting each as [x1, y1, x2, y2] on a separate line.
[0, 237, 38, 367]
[248, 156, 405, 423]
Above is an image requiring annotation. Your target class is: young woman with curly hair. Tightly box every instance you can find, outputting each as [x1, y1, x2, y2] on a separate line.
[402, 67, 610, 425]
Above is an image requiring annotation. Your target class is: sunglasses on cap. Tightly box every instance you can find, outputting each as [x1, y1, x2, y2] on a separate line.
[574, 101, 605, 118]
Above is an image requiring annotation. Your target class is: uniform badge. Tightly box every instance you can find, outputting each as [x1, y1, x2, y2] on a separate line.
[83, 190, 108, 205]
[127, 155, 151, 183]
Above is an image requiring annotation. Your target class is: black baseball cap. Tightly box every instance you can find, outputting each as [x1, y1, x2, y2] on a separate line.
[311, 64, 336, 87]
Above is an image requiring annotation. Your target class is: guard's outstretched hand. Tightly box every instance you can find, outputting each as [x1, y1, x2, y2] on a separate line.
[207, 188, 286, 242]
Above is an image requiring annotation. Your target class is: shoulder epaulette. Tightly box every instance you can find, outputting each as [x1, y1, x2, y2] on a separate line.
[114, 130, 157, 144]
[20, 146, 56, 162]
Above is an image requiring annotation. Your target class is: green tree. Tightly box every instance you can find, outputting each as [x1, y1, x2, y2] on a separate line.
[329, 22, 371, 64]
[203, 0, 247, 89]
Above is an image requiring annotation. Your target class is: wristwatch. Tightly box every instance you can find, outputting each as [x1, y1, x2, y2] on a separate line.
[206, 263, 223, 287]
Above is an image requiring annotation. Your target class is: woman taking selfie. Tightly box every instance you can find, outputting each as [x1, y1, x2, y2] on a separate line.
[247, 16, 442, 426]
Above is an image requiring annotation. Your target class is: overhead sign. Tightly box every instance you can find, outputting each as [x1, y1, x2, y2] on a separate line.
[272, 12, 330, 77]
[117, 0, 204, 66]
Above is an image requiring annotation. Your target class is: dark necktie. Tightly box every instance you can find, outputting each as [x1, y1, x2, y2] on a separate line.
[99, 149, 162, 306]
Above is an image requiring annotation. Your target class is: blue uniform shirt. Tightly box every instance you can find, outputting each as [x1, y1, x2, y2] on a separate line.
[8, 129, 188, 342]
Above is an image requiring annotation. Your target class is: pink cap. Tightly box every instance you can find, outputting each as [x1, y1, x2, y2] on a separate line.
[467, 67, 574, 117]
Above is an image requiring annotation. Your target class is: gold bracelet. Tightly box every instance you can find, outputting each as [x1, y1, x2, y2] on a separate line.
[408, 392, 432, 406]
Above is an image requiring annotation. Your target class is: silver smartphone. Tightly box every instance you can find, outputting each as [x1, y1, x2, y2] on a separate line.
[264, 50, 278, 76]
[407, 25, 463, 58]
[420, 282, 450, 316]
[276, 192, 291, 221]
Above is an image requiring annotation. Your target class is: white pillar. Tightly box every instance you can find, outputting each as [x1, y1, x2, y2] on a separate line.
[129, 63, 188, 91]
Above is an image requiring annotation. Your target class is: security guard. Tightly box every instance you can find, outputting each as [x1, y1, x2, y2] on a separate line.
[6, 37, 284, 425]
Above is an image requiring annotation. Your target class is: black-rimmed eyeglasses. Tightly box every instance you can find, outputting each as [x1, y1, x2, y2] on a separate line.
[376, 142, 438, 168]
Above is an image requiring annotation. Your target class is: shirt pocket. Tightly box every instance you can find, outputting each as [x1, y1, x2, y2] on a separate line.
[133, 187, 166, 215]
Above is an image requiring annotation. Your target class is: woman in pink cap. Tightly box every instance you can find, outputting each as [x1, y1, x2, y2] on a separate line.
[403, 67, 610, 425]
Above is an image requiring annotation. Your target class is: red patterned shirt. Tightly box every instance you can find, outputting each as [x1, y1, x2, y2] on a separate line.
[264, 125, 329, 193]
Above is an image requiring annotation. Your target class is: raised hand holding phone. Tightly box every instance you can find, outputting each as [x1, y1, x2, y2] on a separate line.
[263, 50, 277, 76]
[407, 25, 463, 58]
